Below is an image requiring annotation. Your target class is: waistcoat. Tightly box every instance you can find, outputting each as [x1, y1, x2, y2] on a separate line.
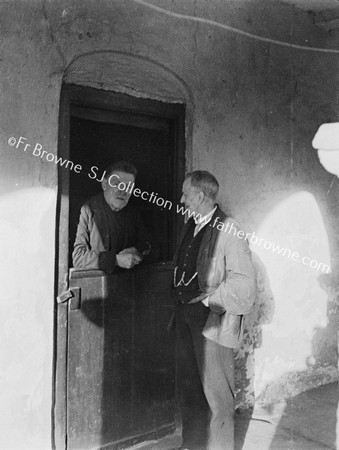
[174, 220, 208, 303]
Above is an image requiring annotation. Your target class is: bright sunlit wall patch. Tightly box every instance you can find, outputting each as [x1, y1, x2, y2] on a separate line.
[0, 187, 56, 449]
[252, 191, 331, 397]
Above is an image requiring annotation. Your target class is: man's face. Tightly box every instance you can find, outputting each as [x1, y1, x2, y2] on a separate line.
[102, 170, 135, 211]
[180, 177, 202, 214]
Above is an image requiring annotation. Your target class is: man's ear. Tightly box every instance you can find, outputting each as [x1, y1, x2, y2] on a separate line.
[198, 191, 205, 204]
[101, 177, 108, 191]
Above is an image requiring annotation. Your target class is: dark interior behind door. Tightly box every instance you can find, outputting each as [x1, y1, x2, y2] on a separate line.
[69, 111, 176, 262]
[57, 85, 185, 449]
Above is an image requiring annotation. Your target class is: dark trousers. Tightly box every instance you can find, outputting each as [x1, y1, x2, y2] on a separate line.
[175, 303, 235, 450]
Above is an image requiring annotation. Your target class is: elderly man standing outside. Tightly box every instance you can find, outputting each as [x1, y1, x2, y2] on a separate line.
[173, 171, 256, 450]
[73, 160, 153, 272]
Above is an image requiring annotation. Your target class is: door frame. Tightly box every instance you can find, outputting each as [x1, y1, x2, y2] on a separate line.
[52, 84, 186, 449]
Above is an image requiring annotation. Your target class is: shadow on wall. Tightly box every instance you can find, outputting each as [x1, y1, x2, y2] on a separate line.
[235, 191, 338, 450]
[312, 272, 338, 372]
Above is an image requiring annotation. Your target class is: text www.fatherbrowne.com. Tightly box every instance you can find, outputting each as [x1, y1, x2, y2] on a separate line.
[176, 205, 330, 274]
[8, 135, 330, 274]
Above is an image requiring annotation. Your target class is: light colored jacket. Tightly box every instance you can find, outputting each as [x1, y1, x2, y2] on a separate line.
[72, 193, 152, 273]
[174, 206, 256, 348]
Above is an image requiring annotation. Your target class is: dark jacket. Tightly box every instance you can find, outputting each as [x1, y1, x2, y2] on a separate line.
[72, 193, 152, 273]
[174, 205, 256, 348]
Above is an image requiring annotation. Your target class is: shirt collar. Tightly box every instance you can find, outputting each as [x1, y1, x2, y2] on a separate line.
[194, 205, 217, 225]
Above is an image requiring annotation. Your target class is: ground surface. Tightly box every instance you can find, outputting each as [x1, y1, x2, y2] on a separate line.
[129, 382, 338, 450]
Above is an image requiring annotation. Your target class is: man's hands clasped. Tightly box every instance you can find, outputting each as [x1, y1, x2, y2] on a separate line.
[116, 247, 142, 269]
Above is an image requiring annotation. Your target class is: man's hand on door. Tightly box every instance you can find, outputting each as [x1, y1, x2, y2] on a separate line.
[116, 247, 142, 269]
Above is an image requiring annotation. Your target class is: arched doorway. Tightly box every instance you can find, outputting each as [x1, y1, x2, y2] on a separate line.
[54, 53, 189, 449]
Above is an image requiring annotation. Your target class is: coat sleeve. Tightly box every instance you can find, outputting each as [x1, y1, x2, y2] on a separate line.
[72, 204, 116, 273]
[208, 222, 256, 315]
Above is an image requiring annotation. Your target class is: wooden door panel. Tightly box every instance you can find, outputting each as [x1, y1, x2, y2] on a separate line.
[133, 264, 175, 435]
[102, 273, 135, 446]
[67, 272, 134, 449]
[66, 265, 175, 449]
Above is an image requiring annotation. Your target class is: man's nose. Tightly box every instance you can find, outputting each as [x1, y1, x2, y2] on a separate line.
[180, 194, 184, 203]
[119, 187, 128, 196]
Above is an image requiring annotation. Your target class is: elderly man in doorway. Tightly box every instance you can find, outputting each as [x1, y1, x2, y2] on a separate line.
[173, 171, 256, 450]
[72, 160, 153, 272]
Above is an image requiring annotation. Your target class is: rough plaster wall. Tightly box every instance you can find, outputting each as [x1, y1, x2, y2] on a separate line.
[0, 3, 63, 448]
[0, 0, 338, 447]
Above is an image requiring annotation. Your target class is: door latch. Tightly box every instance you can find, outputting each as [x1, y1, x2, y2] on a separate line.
[57, 287, 81, 310]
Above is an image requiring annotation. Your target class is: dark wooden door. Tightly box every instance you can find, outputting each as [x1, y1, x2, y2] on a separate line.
[67, 264, 175, 449]
[54, 85, 185, 450]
